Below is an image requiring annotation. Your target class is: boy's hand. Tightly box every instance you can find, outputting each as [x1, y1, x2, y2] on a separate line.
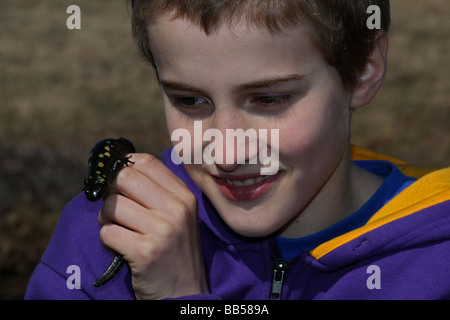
[98, 154, 208, 300]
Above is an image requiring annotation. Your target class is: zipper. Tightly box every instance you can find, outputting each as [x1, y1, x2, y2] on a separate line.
[270, 257, 291, 299]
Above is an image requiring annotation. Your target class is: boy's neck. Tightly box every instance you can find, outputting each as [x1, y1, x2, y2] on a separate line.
[279, 146, 385, 239]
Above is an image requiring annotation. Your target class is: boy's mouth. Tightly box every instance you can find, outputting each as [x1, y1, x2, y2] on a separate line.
[212, 172, 281, 201]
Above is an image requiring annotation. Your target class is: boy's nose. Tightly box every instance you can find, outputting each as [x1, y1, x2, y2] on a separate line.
[205, 129, 259, 167]
[205, 112, 255, 165]
[215, 161, 240, 173]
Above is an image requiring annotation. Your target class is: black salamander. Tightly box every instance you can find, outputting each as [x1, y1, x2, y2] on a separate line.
[84, 138, 135, 202]
[83, 138, 135, 287]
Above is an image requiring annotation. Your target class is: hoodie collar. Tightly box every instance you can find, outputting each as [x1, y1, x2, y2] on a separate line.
[311, 166, 450, 263]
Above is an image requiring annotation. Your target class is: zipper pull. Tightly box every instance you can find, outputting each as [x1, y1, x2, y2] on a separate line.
[270, 258, 290, 299]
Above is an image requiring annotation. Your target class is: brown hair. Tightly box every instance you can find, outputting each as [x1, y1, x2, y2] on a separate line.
[129, 0, 390, 90]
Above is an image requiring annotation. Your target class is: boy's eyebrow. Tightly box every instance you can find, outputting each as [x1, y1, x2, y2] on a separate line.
[236, 74, 306, 92]
[159, 74, 306, 93]
[159, 80, 204, 93]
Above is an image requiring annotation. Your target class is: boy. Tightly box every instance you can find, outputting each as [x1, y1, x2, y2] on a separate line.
[26, 0, 450, 299]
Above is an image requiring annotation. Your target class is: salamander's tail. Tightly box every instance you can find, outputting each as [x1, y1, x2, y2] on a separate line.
[93, 254, 125, 287]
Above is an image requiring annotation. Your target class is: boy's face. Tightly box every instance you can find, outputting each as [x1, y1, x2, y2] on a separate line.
[148, 15, 353, 238]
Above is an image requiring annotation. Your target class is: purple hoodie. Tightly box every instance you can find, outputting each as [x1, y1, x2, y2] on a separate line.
[25, 148, 450, 300]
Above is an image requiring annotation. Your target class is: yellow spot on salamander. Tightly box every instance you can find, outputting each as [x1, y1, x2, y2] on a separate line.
[99, 154, 104, 158]
[98, 162, 104, 168]
[102, 174, 107, 178]
[104, 146, 110, 151]
[104, 152, 111, 157]
[100, 178, 106, 183]
[96, 171, 101, 175]
[117, 159, 122, 163]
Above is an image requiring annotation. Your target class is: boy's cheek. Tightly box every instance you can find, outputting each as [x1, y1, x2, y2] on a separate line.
[276, 117, 349, 176]
[277, 125, 320, 160]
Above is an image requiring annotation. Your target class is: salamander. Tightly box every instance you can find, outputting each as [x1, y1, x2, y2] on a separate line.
[84, 138, 135, 201]
[83, 137, 135, 287]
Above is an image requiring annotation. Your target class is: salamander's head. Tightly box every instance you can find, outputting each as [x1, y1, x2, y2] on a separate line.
[83, 177, 108, 202]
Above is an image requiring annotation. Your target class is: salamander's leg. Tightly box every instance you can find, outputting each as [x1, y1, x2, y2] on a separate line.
[93, 254, 125, 287]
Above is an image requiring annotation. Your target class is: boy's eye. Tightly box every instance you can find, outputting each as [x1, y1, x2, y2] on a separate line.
[177, 96, 207, 106]
[251, 95, 293, 109]
[169, 96, 212, 116]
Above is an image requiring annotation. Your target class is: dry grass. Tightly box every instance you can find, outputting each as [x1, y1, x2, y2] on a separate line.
[0, 0, 448, 299]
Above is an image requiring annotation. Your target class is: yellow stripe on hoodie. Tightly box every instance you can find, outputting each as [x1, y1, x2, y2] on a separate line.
[310, 146, 450, 260]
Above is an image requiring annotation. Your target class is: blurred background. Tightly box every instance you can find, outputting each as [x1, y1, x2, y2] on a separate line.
[0, 0, 448, 299]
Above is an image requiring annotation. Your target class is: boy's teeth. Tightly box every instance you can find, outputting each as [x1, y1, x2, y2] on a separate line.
[224, 176, 269, 187]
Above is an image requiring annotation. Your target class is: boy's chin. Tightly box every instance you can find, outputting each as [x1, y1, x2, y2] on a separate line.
[218, 209, 286, 239]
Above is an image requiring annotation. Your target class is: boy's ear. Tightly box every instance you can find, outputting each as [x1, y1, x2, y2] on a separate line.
[350, 31, 388, 109]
